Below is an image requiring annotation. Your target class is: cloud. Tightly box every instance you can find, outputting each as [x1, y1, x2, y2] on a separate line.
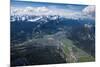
[11, 5, 95, 20]
[11, 6, 79, 16]
[11, 6, 52, 15]
[82, 5, 95, 17]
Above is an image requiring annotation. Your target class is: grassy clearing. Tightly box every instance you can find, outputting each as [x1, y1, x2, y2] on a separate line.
[60, 38, 95, 63]
[78, 56, 95, 62]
